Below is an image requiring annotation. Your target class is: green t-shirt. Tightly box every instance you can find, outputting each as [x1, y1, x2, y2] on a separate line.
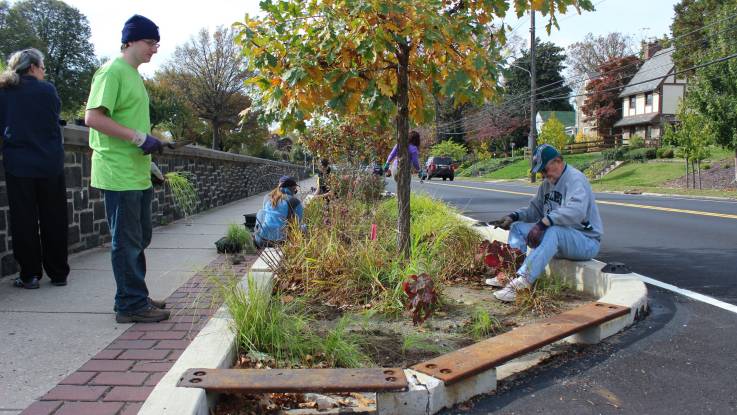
[87, 57, 152, 191]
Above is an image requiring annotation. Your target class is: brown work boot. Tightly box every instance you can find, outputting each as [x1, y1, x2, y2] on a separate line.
[115, 305, 170, 323]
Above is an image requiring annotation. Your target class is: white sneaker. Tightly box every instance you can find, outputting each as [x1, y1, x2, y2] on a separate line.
[484, 277, 505, 288]
[493, 276, 531, 302]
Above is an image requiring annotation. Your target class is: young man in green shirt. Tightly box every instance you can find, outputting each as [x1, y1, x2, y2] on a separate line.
[85, 15, 168, 323]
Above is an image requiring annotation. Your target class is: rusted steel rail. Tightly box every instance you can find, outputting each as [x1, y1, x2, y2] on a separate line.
[178, 367, 408, 393]
[411, 302, 630, 385]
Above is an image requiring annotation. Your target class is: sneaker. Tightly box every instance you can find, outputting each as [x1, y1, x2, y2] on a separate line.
[115, 305, 170, 323]
[484, 277, 505, 288]
[13, 277, 40, 289]
[50, 279, 68, 287]
[148, 297, 166, 309]
[493, 276, 531, 302]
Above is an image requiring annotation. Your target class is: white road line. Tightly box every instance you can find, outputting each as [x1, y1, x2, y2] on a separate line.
[635, 275, 737, 314]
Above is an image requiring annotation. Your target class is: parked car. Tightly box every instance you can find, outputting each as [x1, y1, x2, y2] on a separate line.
[425, 156, 455, 181]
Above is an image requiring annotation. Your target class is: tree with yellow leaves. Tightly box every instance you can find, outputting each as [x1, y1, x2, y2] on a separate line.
[236, 0, 593, 257]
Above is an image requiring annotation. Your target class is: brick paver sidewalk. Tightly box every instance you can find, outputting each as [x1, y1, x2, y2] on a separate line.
[21, 254, 256, 415]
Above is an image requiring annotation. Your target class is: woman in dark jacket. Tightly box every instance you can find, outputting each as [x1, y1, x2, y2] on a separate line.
[0, 48, 70, 289]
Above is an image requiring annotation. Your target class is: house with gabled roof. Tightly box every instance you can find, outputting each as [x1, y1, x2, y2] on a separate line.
[613, 44, 687, 145]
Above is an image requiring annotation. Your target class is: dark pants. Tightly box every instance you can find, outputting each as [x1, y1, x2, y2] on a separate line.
[104, 188, 153, 315]
[5, 172, 70, 282]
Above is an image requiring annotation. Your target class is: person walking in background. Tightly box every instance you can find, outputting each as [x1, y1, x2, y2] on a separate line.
[488, 144, 603, 302]
[315, 158, 332, 198]
[254, 176, 304, 248]
[84, 15, 169, 323]
[384, 130, 422, 181]
[0, 48, 70, 289]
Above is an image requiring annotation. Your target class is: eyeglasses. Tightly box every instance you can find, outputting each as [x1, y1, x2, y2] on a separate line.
[142, 39, 160, 48]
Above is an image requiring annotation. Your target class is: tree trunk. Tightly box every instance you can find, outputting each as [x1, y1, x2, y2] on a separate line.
[734, 148, 737, 183]
[698, 159, 702, 189]
[212, 122, 221, 151]
[685, 158, 689, 189]
[691, 159, 696, 189]
[396, 44, 411, 260]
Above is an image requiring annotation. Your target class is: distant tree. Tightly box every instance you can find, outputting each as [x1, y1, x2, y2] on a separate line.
[684, 1, 737, 182]
[663, 104, 713, 188]
[165, 26, 251, 151]
[581, 55, 641, 142]
[429, 140, 468, 162]
[566, 32, 635, 79]
[145, 78, 200, 141]
[670, 0, 724, 72]
[465, 102, 527, 154]
[300, 114, 394, 167]
[504, 40, 574, 112]
[537, 115, 568, 150]
[0, 0, 97, 113]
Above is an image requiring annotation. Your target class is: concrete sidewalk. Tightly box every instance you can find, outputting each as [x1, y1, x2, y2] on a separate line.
[0, 177, 315, 414]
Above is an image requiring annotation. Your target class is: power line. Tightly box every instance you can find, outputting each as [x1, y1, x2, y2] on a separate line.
[433, 13, 737, 135]
[441, 50, 737, 137]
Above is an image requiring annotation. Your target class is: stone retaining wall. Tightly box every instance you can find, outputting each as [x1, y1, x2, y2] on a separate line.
[0, 125, 310, 276]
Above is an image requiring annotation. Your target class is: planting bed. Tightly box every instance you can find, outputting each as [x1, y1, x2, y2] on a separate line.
[207, 173, 596, 414]
[212, 275, 593, 414]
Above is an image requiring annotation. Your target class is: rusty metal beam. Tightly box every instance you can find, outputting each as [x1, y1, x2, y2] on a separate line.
[177, 367, 408, 393]
[411, 302, 630, 385]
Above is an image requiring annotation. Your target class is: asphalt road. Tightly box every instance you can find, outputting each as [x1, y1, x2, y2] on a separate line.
[384, 177, 737, 414]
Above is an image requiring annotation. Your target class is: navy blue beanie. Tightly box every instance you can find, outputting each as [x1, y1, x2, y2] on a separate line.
[121, 15, 160, 44]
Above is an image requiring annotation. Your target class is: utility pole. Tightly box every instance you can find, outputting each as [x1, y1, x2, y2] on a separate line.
[528, 10, 537, 183]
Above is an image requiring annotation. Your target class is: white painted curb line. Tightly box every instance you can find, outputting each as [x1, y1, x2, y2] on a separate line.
[141, 216, 647, 415]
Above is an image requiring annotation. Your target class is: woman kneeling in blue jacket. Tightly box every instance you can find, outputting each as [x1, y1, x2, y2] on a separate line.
[254, 176, 303, 248]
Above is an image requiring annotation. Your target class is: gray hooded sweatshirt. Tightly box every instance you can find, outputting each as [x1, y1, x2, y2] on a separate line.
[513, 165, 603, 241]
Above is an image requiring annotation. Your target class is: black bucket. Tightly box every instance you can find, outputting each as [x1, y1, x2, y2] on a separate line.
[244, 214, 257, 231]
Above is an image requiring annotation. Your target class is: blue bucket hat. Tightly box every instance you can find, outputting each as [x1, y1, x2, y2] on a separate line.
[121, 15, 160, 44]
[531, 144, 561, 173]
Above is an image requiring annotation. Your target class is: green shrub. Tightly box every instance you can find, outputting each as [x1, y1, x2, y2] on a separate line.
[702, 163, 711, 170]
[226, 223, 256, 253]
[165, 171, 199, 216]
[603, 146, 627, 161]
[656, 146, 675, 159]
[628, 135, 645, 149]
[625, 147, 656, 162]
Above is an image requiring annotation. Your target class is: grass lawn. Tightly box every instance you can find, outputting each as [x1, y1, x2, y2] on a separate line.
[478, 152, 602, 180]
[591, 160, 737, 198]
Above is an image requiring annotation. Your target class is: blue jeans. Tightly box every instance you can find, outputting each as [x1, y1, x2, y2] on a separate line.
[508, 222, 600, 284]
[104, 188, 153, 315]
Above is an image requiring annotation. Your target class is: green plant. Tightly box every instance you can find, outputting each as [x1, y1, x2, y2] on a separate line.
[702, 163, 711, 170]
[319, 316, 372, 367]
[220, 275, 312, 365]
[466, 307, 502, 339]
[537, 115, 569, 151]
[628, 135, 645, 149]
[625, 147, 656, 162]
[165, 171, 199, 217]
[227, 223, 256, 253]
[429, 140, 468, 163]
[656, 146, 675, 159]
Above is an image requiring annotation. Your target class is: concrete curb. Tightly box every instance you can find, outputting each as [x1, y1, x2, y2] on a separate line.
[138, 252, 277, 415]
[372, 216, 648, 415]
[141, 216, 647, 415]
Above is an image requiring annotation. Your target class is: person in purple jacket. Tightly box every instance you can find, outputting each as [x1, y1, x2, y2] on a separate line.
[0, 48, 70, 289]
[384, 130, 421, 181]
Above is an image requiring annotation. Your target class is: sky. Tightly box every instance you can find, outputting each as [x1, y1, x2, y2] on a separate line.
[58, 0, 680, 77]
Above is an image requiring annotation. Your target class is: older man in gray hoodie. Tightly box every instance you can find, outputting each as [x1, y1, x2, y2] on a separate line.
[488, 144, 603, 302]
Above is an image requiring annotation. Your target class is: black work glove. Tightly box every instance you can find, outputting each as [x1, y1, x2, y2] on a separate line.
[490, 214, 515, 230]
[526, 220, 548, 248]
